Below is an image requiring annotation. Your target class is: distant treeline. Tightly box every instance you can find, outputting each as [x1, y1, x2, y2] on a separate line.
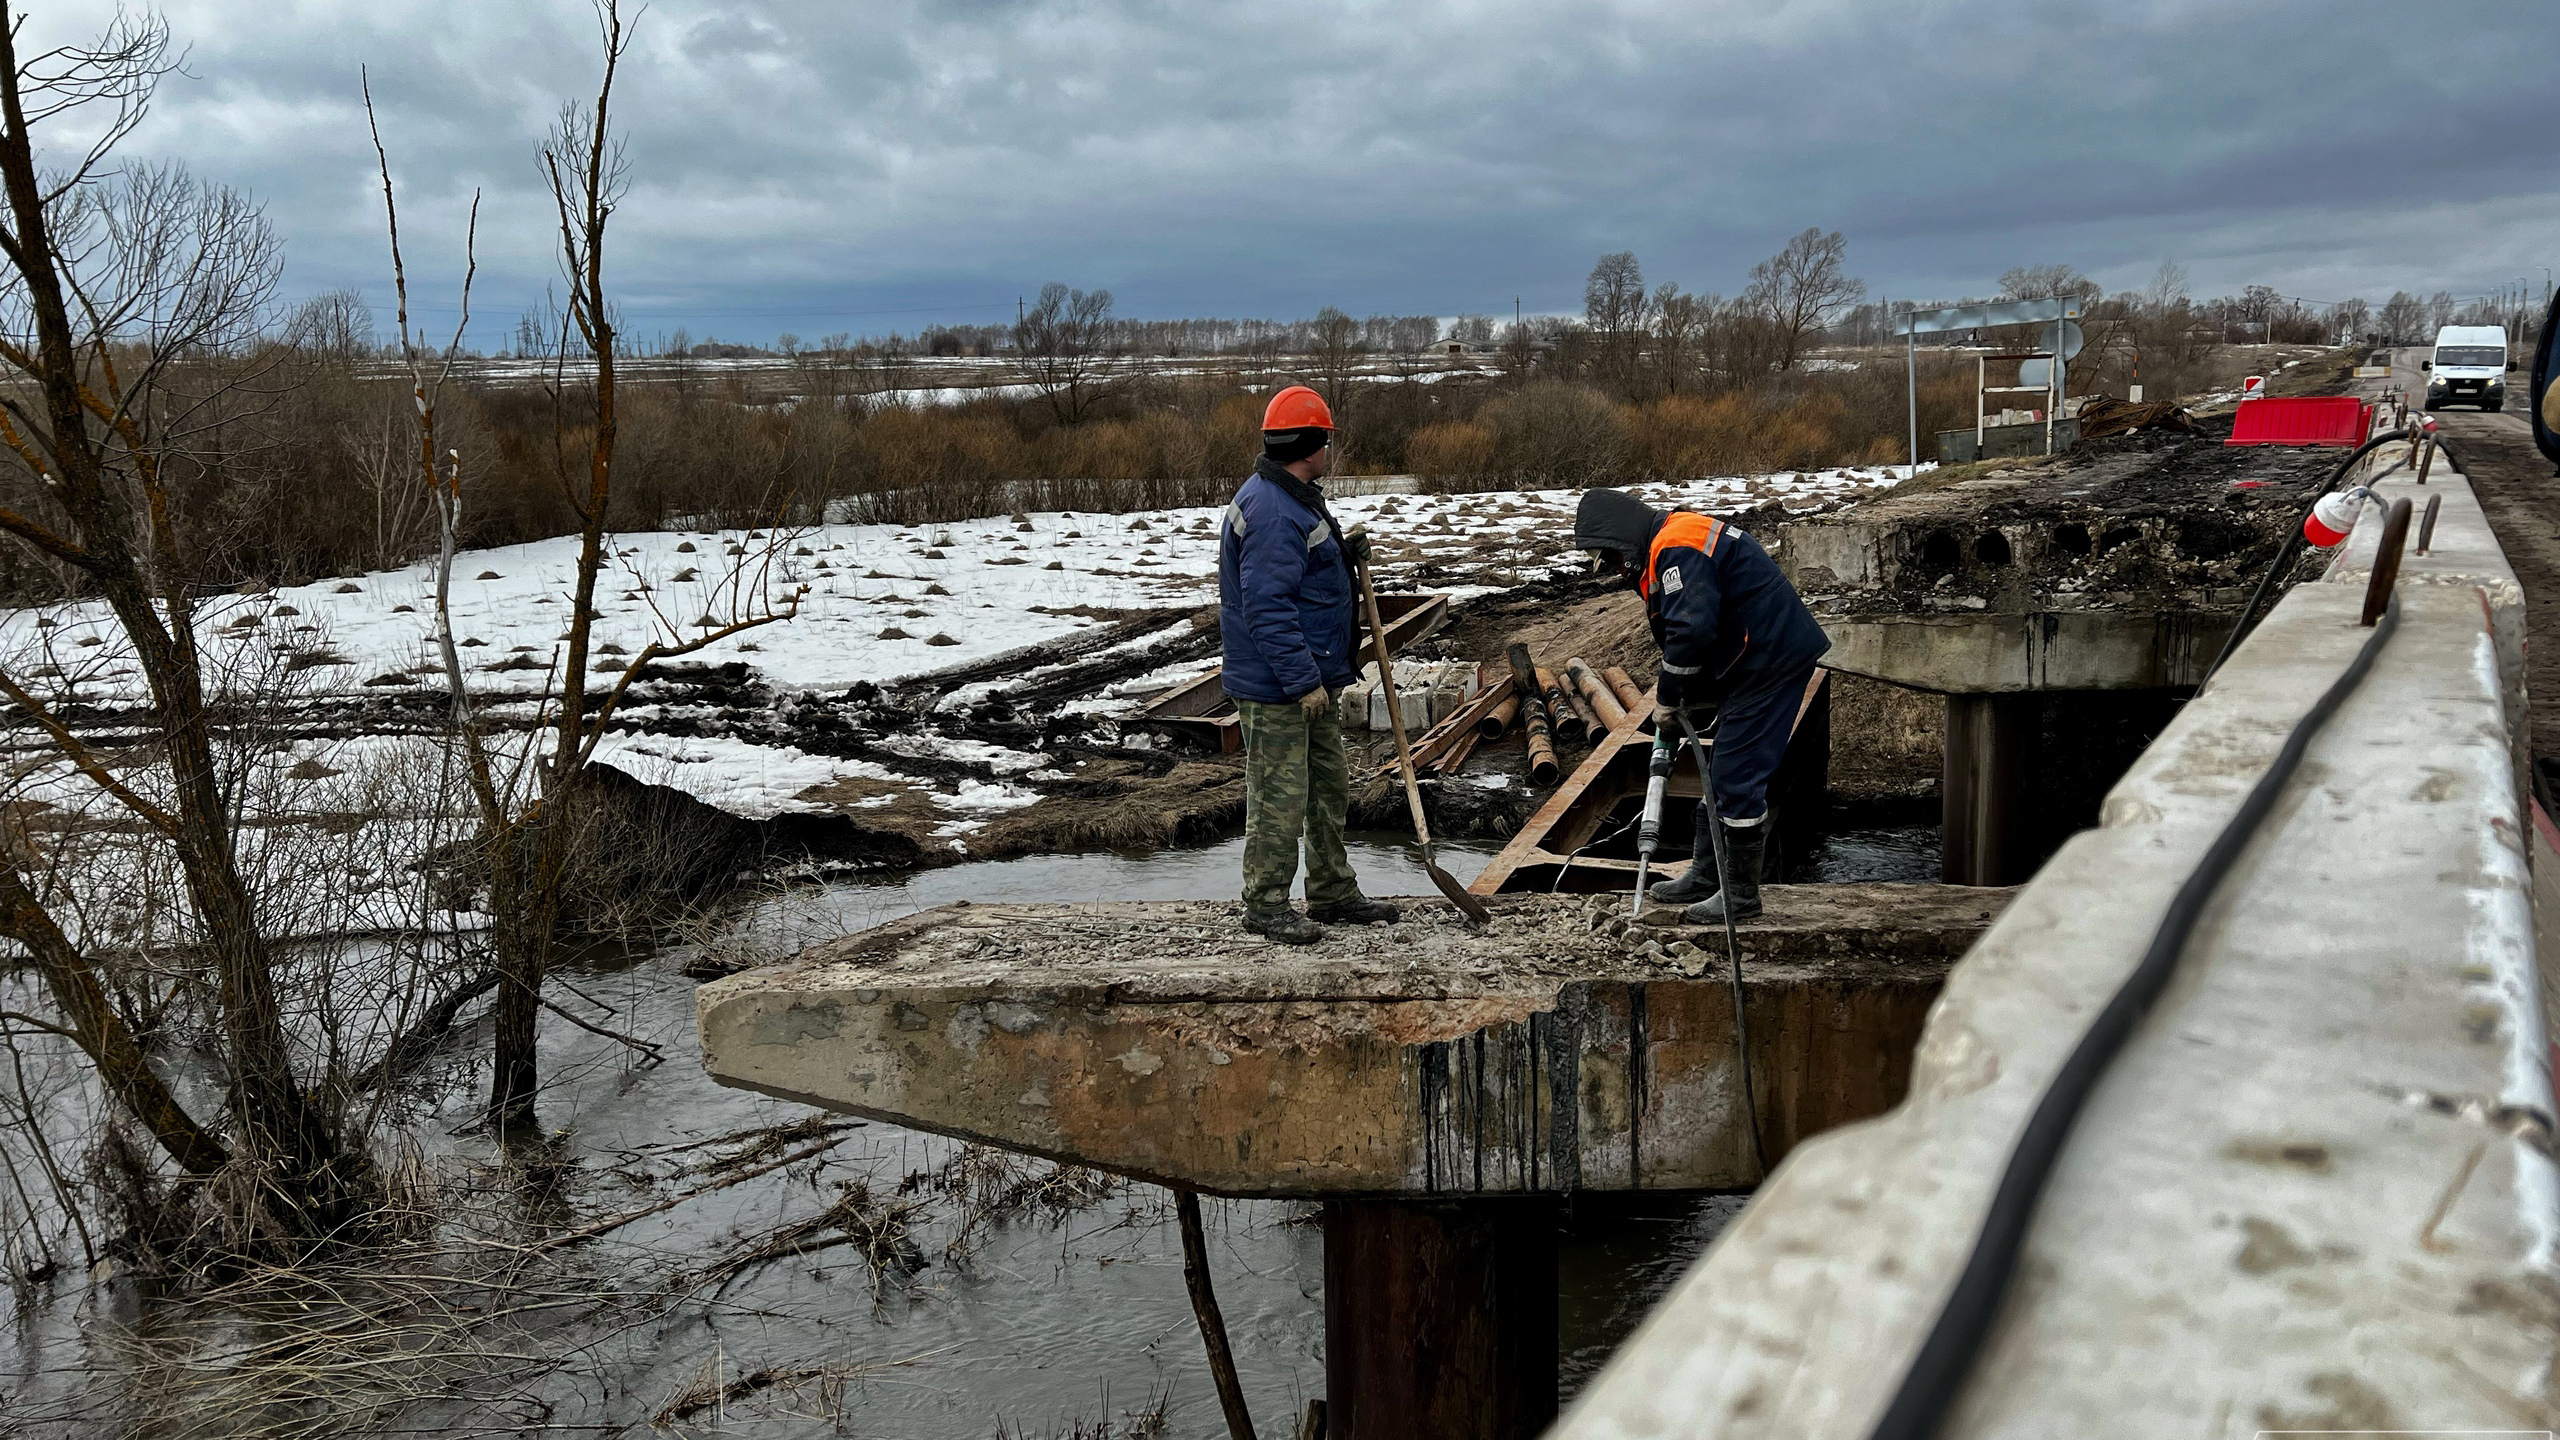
[7, 235, 2536, 607]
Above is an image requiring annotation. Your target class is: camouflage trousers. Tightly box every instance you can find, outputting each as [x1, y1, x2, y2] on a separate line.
[1236, 698, 1359, 912]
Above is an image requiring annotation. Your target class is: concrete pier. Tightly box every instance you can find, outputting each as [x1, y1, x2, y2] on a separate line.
[1326, 1198, 1560, 1439]
[1940, 692, 2038, 884]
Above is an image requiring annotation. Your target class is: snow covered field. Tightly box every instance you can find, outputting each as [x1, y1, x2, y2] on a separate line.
[0, 466, 1912, 856]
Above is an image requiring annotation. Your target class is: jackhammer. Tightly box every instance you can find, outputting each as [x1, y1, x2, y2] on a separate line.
[1629, 709, 1768, 1177]
[1630, 725, 1678, 918]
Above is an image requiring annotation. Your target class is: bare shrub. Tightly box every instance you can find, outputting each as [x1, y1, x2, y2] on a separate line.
[1406, 420, 1494, 483]
[1471, 380, 1629, 489]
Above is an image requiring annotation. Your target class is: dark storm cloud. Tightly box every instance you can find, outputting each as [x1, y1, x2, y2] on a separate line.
[38, 0, 2560, 345]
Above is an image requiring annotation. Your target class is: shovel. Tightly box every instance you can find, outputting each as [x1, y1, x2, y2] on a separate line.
[1354, 552, 1493, 924]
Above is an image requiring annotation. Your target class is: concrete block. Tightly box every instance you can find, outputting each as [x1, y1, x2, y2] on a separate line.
[696, 887, 2006, 1198]
[1337, 679, 1375, 727]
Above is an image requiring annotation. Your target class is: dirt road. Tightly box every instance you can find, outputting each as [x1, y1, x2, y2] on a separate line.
[2385, 346, 2560, 759]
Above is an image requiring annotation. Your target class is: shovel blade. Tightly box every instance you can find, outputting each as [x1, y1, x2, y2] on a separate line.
[1420, 845, 1493, 924]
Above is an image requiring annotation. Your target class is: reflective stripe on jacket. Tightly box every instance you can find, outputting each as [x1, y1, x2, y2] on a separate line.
[1640, 510, 1829, 707]
[1216, 466, 1358, 704]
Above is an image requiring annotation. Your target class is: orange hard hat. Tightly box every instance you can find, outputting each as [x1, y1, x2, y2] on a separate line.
[1261, 385, 1334, 432]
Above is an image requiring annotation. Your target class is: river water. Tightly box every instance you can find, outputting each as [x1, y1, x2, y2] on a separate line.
[1, 821, 1935, 1437]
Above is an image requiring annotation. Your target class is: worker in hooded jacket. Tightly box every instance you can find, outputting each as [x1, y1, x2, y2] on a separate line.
[1216, 386, 1402, 945]
[1574, 487, 1831, 921]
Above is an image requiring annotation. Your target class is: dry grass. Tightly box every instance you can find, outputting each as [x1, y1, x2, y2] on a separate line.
[7, 1117, 1145, 1438]
[993, 1388, 1171, 1440]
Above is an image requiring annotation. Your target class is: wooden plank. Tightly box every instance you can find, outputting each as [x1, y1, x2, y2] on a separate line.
[1470, 668, 1831, 896]
[1468, 722, 1649, 895]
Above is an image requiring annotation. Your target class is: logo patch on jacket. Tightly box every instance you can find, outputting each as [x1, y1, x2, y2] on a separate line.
[1658, 565, 1684, 594]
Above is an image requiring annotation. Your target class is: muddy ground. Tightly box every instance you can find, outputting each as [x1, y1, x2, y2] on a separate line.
[640, 551, 1950, 881]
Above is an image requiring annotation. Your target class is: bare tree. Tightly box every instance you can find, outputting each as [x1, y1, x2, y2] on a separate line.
[1650, 284, 1708, 395]
[2427, 289, 2456, 335]
[2379, 291, 2423, 345]
[0, 6, 365, 1228]
[366, 5, 804, 1132]
[1308, 305, 1360, 413]
[1583, 252, 1650, 396]
[1012, 282, 1115, 425]
[2145, 261, 2189, 312]
[1997, 264, 2099, 303]
[1743, 227, 1866, 371]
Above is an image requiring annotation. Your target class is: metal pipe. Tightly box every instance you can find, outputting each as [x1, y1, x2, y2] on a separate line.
[1538, 665, 1592, 743]
[1906, 314, 1918, 476]
[1505, 643, 1559, 785]
[2414, 434, 2436, 485]
[2416, 492, 2442, 555]
[1566, 657, 1627, 732]
[2361, 497, 2414, 627]
[1975, 352, 1985, 451]
[1601, 665, 1647, 717]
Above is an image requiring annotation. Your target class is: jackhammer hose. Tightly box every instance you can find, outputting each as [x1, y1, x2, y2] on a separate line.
[1678, 713, 1768, 1180]
[1866, 591, 2402, 1440]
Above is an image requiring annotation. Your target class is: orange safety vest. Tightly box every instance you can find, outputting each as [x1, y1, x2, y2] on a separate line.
[1638, 511, 1723, 598]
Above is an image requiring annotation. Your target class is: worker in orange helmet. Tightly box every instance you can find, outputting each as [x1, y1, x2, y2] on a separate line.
[1214, 385, 1400, 945]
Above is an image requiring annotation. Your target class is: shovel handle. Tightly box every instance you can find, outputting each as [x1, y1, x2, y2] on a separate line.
[1356, 554, 1435, 851]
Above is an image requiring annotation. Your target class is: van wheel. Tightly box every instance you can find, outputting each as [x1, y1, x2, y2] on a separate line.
[2486, 402, 2503, 412]
[2423, 400, 2440, 411]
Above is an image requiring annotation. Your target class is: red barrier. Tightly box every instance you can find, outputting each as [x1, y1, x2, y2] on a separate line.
[2224, 396, 2374, 447]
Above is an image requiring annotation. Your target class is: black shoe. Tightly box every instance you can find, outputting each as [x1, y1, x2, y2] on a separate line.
[1308, 895, 1401, 926]
[1244, 906, 1328, 945]
[1647, 862, 1717, 905]
[1648, 808, 1722, 904]
[1680, 821, 1767, 924]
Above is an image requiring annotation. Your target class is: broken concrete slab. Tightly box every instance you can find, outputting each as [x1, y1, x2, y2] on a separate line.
[696, 886, 2009, 1197]
[1778, 425, 2340, 692]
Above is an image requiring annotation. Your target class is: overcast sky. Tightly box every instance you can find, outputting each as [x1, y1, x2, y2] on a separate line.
[33, 0, 2560, 348]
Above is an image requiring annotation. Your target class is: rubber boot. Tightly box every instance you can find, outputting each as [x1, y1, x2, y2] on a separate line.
[1308, 895, 1401, 926]
[1243, 906, 1328, 945]
[1647, 808, 1721, 905]
[1682, 821, 1766, 924]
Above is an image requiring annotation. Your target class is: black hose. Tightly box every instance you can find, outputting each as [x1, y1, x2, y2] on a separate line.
[1679, 712, 1768, 1180]
[1865, 591, 2402, 1440]
[2203, 428, 2408, 682]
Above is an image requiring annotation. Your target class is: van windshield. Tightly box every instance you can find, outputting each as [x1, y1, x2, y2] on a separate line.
[2435, 346, 2505, 367]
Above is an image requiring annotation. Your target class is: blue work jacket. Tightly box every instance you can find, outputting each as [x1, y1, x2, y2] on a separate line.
[1216, 459, 1359, 705]
[1643, 510, 1831, 709]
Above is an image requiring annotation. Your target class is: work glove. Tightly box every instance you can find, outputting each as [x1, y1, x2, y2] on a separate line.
[1342, 523, 1372, 568]
[1652, 698, 1717, 732]
[1297, 687, 1330, 721]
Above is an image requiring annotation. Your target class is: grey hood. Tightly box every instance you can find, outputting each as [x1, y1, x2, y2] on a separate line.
[1573, 486, 1663, 558]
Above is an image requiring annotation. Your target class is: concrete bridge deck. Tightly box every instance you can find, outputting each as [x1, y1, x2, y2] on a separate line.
[698, 885, 2007, 1198]
[1557, 436, 2560, 1437]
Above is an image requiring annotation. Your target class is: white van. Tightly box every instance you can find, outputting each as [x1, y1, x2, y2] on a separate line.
[2423, 324, 2515, 411]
